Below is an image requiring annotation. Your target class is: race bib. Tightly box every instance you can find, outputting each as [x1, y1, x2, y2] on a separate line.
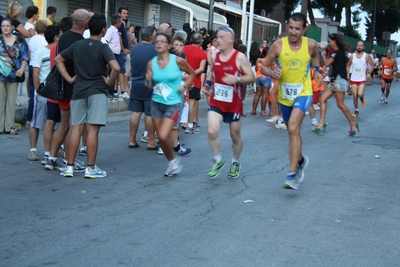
[153, 82, 172, 101]
[214, 83, 233, 102]
[384, 69, 392, 75]
[282, 82, 303, 100]
[353, 67, 363, 73]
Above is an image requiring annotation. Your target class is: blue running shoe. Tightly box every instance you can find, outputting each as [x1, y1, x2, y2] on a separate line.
[283, 172, 299, 190]
[177, 145, 191, 156]
[78, 146, 87, 156]
[296, 155, 309, 184]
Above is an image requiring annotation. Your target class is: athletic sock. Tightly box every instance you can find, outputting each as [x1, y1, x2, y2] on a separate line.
[30, 148, 37, 152]
[232, 158, 240, 164]
[44, 151, 50, 157]
[311, 118, 318, 125]
[213, 153, 222, 163]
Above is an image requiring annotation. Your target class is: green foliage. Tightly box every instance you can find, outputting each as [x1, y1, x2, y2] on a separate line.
[282, 0, 300, 20]
[253, 0, 281, 15]
[339, 25, 361, 40]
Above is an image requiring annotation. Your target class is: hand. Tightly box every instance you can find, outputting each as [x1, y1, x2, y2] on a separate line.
[272, 68, 281, 79]
[68, 75, 77, 84]
[178, 86, 185, 94]
[314, 71, 324, 87]
[123, 49, 130, 54]
[201, 85, 211, 96]
[102, 75, 113, 86]
[15, 69, 24, 77]
[222, 73, 238, 85]
[321, 50, 327, 57]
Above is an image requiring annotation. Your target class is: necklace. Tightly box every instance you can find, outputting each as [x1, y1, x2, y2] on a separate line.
[290, 42, 300, 49]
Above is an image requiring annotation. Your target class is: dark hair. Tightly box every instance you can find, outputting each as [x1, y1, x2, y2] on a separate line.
[118, 7, 128, 13]
[44, 25, 60, 43]
[249, 41, 261, 65]
[110, 15, 121, 25]
[156, 32, 171, 44]
[141, 26, 156, 41]
[238, 44, 247, 54]
[191, 32, 203, 44]
[329, 33, 351, 52]
[47, 6, 57, 15]
[60, 16, 73, 33]
[25, 6, 38, 19]
[261, 47, 269, 58]
[233, 38, 242, 50]
[289, 13, 307, 28]
[89, 13, 106, 36]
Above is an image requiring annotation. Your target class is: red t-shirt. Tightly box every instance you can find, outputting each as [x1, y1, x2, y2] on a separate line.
[183, 45, 206, 88]
[210, 50, 244, 114]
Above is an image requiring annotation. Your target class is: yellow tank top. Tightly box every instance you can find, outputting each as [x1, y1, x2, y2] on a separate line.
[278, 36, 313, 106]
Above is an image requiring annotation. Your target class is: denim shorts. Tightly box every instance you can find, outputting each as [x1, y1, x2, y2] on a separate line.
[327, 75, 348, 92]
[256, 76, 272, 87]
[150, 101, 180, 121]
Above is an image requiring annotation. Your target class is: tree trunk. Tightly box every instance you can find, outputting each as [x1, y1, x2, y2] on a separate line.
[334, 3, 344, 22]
[345, 5, 352, 27]
[300, 0, 308, 16]
[308, 0, 315, 25]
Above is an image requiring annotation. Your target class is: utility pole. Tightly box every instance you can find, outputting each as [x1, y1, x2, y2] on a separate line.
[371, 0, 377, 49]
[208, 0, 214, 31]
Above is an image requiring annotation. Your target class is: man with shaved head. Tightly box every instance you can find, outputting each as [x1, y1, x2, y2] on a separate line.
[158, 23, 173, 37]
[201, 26, 255, 179]
[346, 41, 374, 117]
[45, 9, 91, 173]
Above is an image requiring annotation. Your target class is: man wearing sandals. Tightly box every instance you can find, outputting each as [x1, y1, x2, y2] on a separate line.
[261, 13, 323, 190]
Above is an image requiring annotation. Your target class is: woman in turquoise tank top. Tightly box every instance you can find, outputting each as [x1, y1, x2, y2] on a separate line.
[145, 33, 196, 177]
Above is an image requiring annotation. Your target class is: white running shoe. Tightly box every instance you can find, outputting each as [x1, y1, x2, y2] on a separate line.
[164, 156, 183, 176]
[266, 115, 279, 124]
[313, 104, 320, 110]
[275, 121, 287, 130]
[84, 165, 107, 179]
[158, 147, 164, 155]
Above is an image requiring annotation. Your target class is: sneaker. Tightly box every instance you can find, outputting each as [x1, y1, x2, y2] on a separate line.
[163, 156, 183, 177]
[305, 111, 310, 115]
[158, 147, 164, 155]
[296, 155, 309, 184]
[141, 135, 149, 143]
[352, 111, 359, 118]
[85, 165, 107, 179]
[185, 127, 200, 134]
[78, 146, 87, 156]
[266, 115, 279, 124]
[176, 145, 191, 156]
[28, 151, 39, 161]
[41, 155, 49, 165]
[313, 104, 320, 110]
[283, 172, 299, 190]
[207, 159, 226, 178]
[275, 121, 287, 130]
[380, 94, 385, 101]
[120, 92, 130, 99]
[73, 159, 86, 173]
[60, 165, 74, 177]
[227, 162, 241, 178]
[384, 97, 388, 104]
[45, 159, 60, 170]
[57, 146, 64, 158]
[361, 98, 367, 106]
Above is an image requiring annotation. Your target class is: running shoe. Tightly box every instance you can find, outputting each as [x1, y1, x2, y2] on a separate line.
[41, 155, 49, 165]
[85, 165, 107, 179]
[384, 97, 388, 104]
[352, 111, 359, 118]
[141, 135, 149, 143]
[45, 159, 60, 170]
[78, 146, 87, 156]
[380, 94, 384, 101]
[266, 115, 279, 124]
[177, 145, 191, 156]
[57, 146, 64, 158]
[120, 92, 130, 99]
[227, 162, 241, 178]
[296, 155, 309, 184]
[158, 147, 164, 155]
[59, 160, 85, 173]
[313, 104, 320, 110]
[185, 127, 200, 134]
[164, 156, 183, 177]
[28, 151, 39, 161]
[207, 159, 225, 178]
[60, 165, 74, 178]
[283, 172, 299, 190]
[275, 121, 287, 130]
[361, 98, 367, 106]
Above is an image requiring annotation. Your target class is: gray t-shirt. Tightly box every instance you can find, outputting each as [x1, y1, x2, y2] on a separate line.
[60, 39, 115, 100]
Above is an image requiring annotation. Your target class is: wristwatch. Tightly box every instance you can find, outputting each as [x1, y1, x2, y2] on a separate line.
[238, 77, 243, 83]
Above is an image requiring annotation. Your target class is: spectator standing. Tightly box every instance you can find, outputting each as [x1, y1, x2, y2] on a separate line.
[46, 6, 57, 26]
[6, 2, 31, 38]
[117, 7, 130, 97]
[55, 13, 120, 178]
[24, 6, 39, 44]
[0, 18, 28, 135]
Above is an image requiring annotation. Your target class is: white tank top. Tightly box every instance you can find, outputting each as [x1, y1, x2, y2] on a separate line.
[351, 52, 367, 82]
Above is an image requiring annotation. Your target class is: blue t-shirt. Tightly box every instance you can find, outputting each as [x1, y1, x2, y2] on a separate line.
[130, 42, 157, 100]
[151, 54, 182, 105]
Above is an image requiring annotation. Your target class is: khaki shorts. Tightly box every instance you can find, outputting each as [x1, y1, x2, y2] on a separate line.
[70, 94, 108, 126]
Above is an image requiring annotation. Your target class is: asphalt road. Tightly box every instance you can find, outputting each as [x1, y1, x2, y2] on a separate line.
[1, 79, 399, 267]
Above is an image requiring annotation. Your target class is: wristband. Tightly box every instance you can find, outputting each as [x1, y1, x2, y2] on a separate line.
[204, 80, 212, 87]
[314, 66, 320, 72]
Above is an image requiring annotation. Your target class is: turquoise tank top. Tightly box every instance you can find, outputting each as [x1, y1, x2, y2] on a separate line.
[151, 54, 182, 105]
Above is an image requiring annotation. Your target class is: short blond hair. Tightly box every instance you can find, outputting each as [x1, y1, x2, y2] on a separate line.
[35, 20, 47, 34]
[6, 2, 22, 21]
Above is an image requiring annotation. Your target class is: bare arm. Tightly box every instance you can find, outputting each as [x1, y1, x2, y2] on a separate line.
[28, 28, 36, 37]
[194, 59, 206, 76]
[54, 54, 75, 84]
[177, 57, 196, 93]
[16, 24, 31, 38]
[346, 54, 353, 79]
[236, 52, 255, 84]
[309, 40, 324, 86]
[105, 59, 120, 86]
[261, 40, 281, 79]
[32, 67, 40, 90]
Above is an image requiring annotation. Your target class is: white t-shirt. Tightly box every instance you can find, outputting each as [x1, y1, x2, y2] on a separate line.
[24, 21, 35, 44]
[28, 35, 47, 65]
[31, 46, 50, 83]
[83, 29, 107, 44]
[104, 25, 121, 54]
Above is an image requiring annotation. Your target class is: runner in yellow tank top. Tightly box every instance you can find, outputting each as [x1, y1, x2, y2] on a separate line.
[261, 13, 323, 190]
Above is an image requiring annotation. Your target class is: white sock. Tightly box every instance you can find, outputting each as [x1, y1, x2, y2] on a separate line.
[278, 118, 284, 124]
[49, 157, 57, 161]
[311, 118, 318, 125]
[188, 123, 193, 128]
[30, 148, 37, 152]
[213, 153, 222, 163]
[143, 131, 148, 137]
[44, 151, 50, 157]
[232, 158, 240, 164]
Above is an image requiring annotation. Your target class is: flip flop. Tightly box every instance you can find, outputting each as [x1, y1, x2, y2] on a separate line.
[5, 129, 18, 135]
[146, 146, 158, 151]
[128, 143, 140, 148]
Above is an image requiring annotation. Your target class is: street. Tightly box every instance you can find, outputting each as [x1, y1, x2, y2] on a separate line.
[1, 80, 399, 266]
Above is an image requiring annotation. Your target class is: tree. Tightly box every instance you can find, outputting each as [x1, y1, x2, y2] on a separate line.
[282, 0, 300, 21]
[253, 0, 281, 16]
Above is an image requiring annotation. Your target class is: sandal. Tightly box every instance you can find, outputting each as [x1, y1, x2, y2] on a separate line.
[312, 122, 328, 133]
[6, 129, 19, 135]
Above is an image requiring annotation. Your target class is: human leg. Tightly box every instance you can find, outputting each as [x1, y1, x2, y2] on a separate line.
[315, 88, 334, 131]
[260, 86, 270, 116]
[4, 82, 18, 132]
[129, 112, 142, 146]
[334, 92, 357, 133]
[251, 85, 262, 113]
[207, 109, 224, 178]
